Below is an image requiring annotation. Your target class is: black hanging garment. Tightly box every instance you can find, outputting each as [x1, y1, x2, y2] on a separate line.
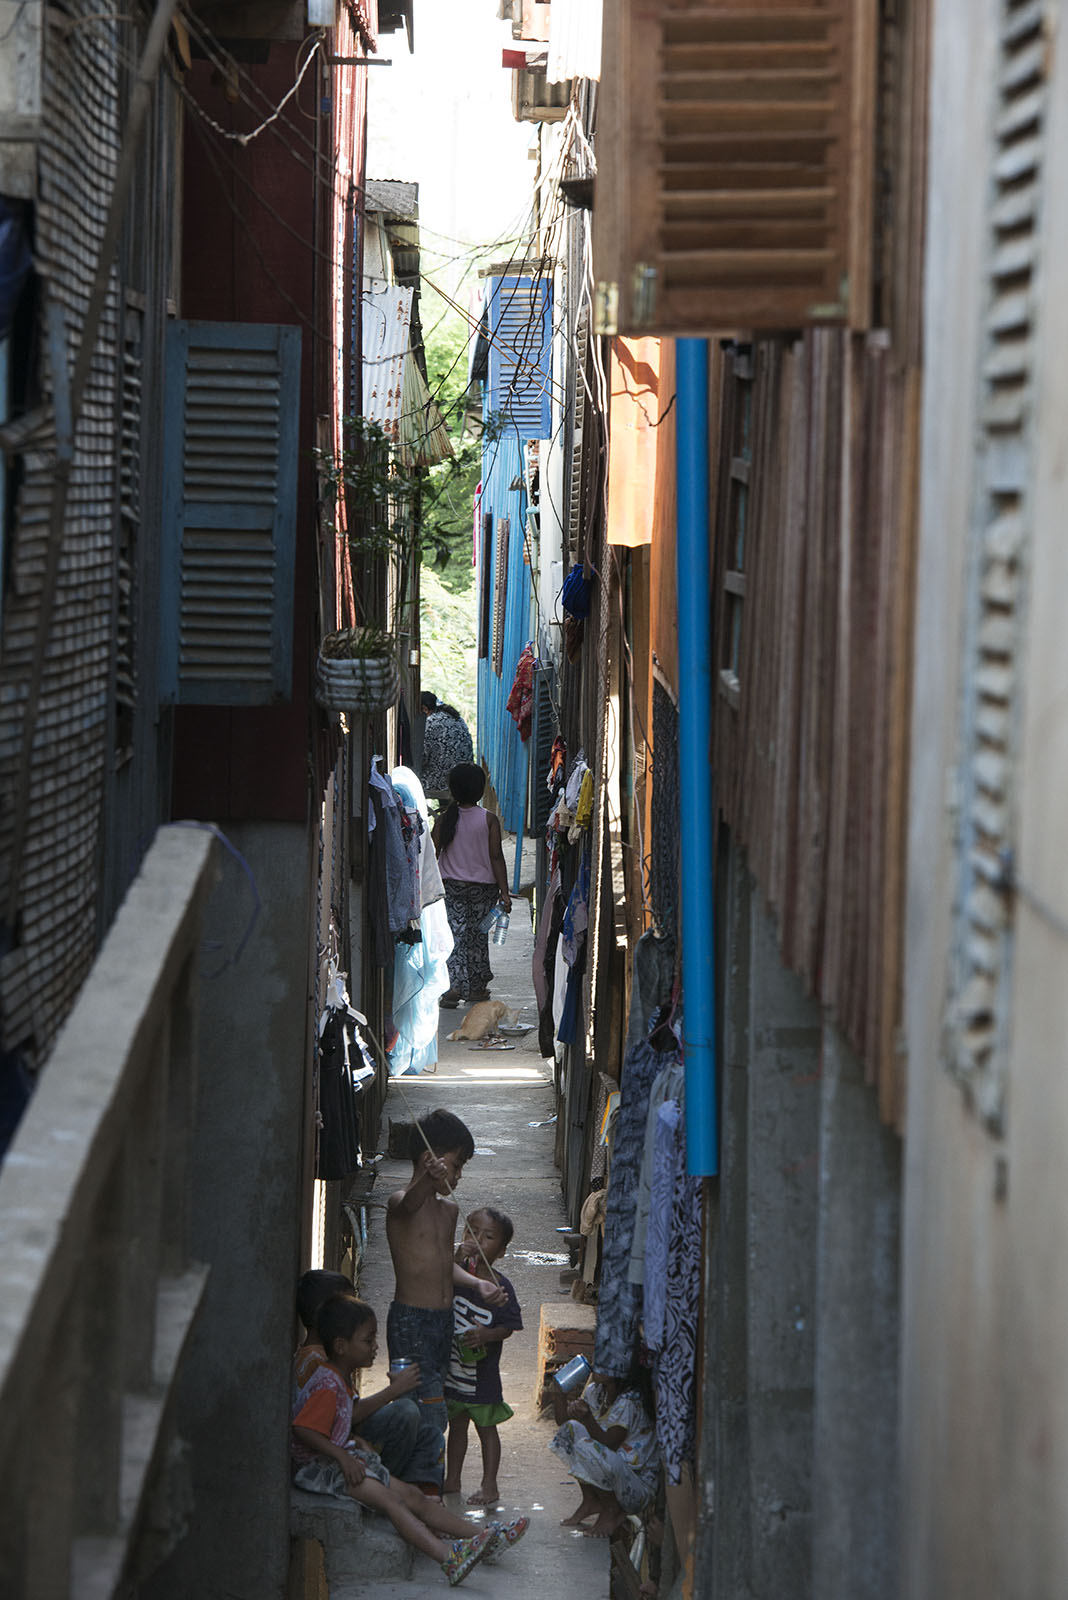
[317, 1010, 362, 1181]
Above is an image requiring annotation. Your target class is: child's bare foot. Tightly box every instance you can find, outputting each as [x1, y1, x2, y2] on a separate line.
[467, 1486, 500, 1507]
[582, 1511, 626, 1539]
[442, 1479, 463, 1496]
[560, 1495, 598, 1527]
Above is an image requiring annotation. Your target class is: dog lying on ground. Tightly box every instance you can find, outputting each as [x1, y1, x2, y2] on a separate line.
[446, 1000, 520, 1041]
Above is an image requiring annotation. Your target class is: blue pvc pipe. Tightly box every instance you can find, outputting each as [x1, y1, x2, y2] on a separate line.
[675, 338, 719, 1177]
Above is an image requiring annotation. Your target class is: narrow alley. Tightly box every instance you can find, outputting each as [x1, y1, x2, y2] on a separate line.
[6, 3, 1068, 1600]
[346, 879, 609, 1600]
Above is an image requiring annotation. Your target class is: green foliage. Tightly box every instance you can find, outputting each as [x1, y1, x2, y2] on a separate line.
[419, 309, 485, 595]
[315, 415, 419, 559]
[420, 565, 477, 727]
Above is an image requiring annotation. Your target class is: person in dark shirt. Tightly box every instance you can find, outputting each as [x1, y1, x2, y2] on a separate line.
[442, 1208, 523, 1508]
[421, 691, 474, 799]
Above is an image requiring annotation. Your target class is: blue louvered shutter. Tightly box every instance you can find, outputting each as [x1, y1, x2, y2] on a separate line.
[161, 320, 301, 705]
[488, 276, 552, 439]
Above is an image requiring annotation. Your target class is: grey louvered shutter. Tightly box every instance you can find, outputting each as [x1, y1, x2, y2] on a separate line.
[943, 0, 1050, 1134]
[488, 276, 552, 438]
[531, 664, 557, 834]
[161, 320, 301, 705]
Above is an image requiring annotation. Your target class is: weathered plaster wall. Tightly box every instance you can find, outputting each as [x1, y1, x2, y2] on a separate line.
[1001, 26, 1068, 1593]
[900, 1, 1030, 1593]
[704, 853, 902, 1599]
[811, 1027, 900, 1600]
[144, 821, 310, 1600]
[704, 853, 820, 1598]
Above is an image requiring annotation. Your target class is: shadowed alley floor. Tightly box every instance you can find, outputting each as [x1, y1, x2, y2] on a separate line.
[354, 863, 608, 1600]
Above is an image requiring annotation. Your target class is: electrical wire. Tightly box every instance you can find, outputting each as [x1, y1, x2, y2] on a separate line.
[174, 3, 606, 739]
[179, 36, 323, 148]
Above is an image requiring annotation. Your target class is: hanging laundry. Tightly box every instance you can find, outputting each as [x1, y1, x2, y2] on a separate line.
[387, 767, 454, 1076]
[506, 642, 536, 741]
[571, 768, 594, 838]
[649, 1096, 701, 1485]
[628, 1055, 684, 1285]
[534, 866, 565, 1058]
[564, 751, 589, 813]
[368, 756, 422, 941]
[592, 949, 682, 1379]
[579, 1184, 607, 1286]
[624, 928, 676, 1057]
[367, 783, 397, 968]
[560, 847, 591, 967]
[556, 938, 587, 1047]
[591, 1027, 673, 1376]
[316, 958, 375, 1182]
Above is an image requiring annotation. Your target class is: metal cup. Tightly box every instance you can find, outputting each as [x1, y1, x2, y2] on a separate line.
[553, 1353, 591, 1394]
[389, 1357, 415, 1376]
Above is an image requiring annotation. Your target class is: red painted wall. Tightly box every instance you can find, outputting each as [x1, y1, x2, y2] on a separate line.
[173, 47, 323, 823]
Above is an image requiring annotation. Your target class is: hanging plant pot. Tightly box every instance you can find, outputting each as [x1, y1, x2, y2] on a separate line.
[315, 628, 401, 713]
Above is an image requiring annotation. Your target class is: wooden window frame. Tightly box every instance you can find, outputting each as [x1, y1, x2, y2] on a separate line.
[594, 0, 878, 337]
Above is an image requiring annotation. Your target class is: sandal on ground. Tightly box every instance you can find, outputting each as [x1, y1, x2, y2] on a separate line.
[439, 991, 461, 1009]
[483, 1515, 530, 1563]
[441, 1529, 493, 1586]
[466, 990, 492, 1002]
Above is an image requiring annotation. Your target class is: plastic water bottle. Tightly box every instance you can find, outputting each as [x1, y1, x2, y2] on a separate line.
[491, 911, 510, 946]
[478, 905, 500, 934]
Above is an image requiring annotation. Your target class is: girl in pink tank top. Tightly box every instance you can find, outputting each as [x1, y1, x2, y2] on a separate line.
[432, 763, 511, 1007]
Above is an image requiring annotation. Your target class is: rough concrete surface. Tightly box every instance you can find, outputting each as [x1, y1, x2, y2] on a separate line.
[292, 1489, 414, 1583]
[344, 870, 609, 1600]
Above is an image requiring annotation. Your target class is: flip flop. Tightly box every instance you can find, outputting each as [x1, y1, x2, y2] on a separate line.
[468, 1039, 516, 1051]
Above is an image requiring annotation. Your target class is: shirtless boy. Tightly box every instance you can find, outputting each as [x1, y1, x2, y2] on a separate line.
[386, 1109, 507, 1466]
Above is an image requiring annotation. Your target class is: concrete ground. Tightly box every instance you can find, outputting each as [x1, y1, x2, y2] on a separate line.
[352, 858, 608, 1600]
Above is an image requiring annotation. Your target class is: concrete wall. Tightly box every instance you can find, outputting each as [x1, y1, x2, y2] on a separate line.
[901, 0, 1068, 1592]
[811, 1029, 900, 1600]
[701, 850, 901, 1599]
[899, 4, 1000, 1588]
[704, 852, 821, 1598]
[1005, 38, 1068, 1593]
[144, 822, 311, 1600]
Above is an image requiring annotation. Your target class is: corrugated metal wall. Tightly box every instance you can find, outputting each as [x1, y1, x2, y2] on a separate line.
[475, 428, 534, 832]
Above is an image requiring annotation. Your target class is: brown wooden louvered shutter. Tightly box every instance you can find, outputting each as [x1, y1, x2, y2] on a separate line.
[595, 0, 876, 335]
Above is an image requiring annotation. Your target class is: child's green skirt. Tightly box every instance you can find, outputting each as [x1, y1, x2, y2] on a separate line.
[446, 1398, 514, 1428]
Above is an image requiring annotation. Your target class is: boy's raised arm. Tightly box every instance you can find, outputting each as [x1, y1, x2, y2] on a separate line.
[388, 1151, 446, 1215]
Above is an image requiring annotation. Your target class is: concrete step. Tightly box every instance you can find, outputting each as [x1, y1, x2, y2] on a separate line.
[291, 1488, 414, 1586]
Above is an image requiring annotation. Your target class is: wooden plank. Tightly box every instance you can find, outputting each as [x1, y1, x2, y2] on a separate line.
[876, 364, 920, 1129]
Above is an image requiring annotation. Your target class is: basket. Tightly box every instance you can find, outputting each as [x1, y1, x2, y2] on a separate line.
[315, 637, 401, 713]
